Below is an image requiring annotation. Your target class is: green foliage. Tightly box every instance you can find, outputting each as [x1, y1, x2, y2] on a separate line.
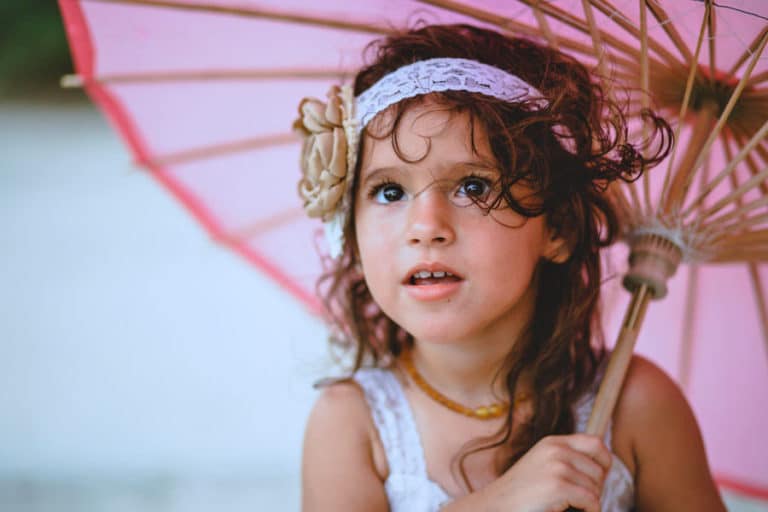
[0, 1, 77, 98]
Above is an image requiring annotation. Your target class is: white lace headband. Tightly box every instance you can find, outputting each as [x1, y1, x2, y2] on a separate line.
[295, 57, 550, 257]
[355, 58, 549, 129]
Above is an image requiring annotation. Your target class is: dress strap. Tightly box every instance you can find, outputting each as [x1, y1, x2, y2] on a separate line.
[353, 368, 428, 478]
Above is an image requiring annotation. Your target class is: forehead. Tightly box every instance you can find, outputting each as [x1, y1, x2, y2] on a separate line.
[359, 98, 496, 174]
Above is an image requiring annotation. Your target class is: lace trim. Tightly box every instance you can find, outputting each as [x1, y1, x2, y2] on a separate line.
[356, 58, 549, 128]
[354, 368, 427, 477]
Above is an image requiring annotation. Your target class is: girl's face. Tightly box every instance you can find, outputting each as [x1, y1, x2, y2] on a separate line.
[354, 100, 565, 346]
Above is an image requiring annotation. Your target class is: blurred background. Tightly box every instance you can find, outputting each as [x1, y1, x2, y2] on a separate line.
[0, 2, 765, 511]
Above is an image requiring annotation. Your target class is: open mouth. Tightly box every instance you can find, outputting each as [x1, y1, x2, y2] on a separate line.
[408, 270, 463, 286]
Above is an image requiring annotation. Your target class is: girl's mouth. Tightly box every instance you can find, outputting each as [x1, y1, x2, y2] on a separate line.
[409, 270, 462, 286]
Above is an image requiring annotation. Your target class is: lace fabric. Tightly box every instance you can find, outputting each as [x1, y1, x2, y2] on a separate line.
[353, 364, 635, 512]
[355, 58, 549, 128]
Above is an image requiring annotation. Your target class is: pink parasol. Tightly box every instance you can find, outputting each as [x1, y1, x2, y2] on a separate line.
[57, 0, 768, 501]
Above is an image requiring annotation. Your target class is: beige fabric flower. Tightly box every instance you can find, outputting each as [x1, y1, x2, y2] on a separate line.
[295, 85, 357, 221]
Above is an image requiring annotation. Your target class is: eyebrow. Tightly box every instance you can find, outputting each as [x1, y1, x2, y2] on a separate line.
[360, 160, 498, 187]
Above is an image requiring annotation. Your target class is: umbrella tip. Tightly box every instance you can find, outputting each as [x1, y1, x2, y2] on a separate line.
[60, 74, 84, 88]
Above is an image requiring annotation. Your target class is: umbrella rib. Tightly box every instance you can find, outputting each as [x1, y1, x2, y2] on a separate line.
[81, 0, 391, 34]
[639, 0, 652, 216]
[707, 0, 716, 85]
[588, 0, 685, 67]
[678, 264, 699, 391]
[729, 25, 768, 78]
[61, 68, 358, 86]
[417, 0, 654, 73]
[747, 264, 768, 368]
[677, 31, 768, 210]
[531, 1, 558, 49]
[658, 2, 711, 212]
[226, 207, 306, 242]
[683, 118, 768, 217]
[148, 132, 298, 167]
[747, 70, 768, 87]
[642, 0, 694, 64]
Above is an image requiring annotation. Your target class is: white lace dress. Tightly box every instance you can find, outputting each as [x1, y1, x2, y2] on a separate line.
[353, 366, 635, 512]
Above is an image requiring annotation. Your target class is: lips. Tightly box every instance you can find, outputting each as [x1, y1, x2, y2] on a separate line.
[402, 263, 464, 286]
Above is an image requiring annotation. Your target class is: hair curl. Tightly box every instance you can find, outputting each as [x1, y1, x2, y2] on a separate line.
[317, 23, 671, 491]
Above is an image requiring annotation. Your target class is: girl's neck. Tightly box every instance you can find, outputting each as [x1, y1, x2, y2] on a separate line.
[407, 335, 526, 406]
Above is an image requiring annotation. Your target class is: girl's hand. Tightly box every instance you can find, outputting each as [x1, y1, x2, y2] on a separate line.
[443, 434, 612, 512]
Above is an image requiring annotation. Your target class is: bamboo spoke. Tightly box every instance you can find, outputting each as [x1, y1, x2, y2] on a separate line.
[659, 2, 711, 212]
[149, 132, 298, 167]
[682, 115, 768, 217]
[642, 0, 694, 64]
[715, 229, 768, 247]
[747, 70, 768, 87]
[639, 0, 652, 216]
[61, 68, 357, 87]
[747, 264, 768, 367]
[705, 211, 768, 237]
[707, 0, 716, 85]
[678, 265, 699, 391]
[697, 164, 768, 224]
[419, 0, 653, 73]
[729, 25, 768, 77]
[532, 0, 558, 49]
[513, 0, 675, 68]
[710, 249, 768, 263]
[678, 29, 768, 205]
[732, 128, 768, 197]
[83, 0, 390, 34]
[228, 206, 306, 242]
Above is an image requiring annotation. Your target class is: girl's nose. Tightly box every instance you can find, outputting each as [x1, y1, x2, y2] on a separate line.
[405, 190, 456, 247]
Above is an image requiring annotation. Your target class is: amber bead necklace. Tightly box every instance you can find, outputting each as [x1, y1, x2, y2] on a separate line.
[400, 349, 529, 420]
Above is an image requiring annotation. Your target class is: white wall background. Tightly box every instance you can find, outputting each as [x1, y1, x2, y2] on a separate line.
[0, 101, 332, 510]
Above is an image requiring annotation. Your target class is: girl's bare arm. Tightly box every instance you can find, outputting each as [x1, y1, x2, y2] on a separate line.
[301, 383, 389, 512]
[618, 355, 727, 511]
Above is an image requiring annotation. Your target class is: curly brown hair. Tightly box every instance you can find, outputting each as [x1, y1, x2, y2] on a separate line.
[317, 23, 671, 490]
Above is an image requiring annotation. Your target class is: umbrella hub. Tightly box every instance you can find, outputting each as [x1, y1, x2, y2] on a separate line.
[623, 232, 683, 300]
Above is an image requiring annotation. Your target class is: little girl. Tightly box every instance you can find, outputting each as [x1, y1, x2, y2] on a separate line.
[296, 24, 726, 512]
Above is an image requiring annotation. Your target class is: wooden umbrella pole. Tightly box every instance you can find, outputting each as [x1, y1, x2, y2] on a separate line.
[586, 284, 652, 436]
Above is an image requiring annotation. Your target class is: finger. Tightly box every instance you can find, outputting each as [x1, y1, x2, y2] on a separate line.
[555, 480, 601, 512]
[566, 450, 610, 489]
[561, 434, 613, 471]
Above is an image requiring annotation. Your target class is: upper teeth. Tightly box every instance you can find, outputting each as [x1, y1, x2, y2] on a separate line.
[414, 270, 453, 279]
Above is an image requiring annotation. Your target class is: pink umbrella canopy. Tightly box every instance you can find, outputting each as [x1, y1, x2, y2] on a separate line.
[58, 0, 768, 500]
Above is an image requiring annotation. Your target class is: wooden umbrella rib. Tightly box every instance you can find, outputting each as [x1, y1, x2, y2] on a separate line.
[711, 249, 768, 263]
[417, 0, 658, 72]
[678, 30, 768, 207]
[747, 263, 768, 367]
[513, 0, 671, 67]
[683, 118, 768, 217]
[698, 163, 768, 223]
[62, 68, 358, 86]
[733, 128, 768, 197]
[678, 265, 699, 391]
[707, 0, 716, 85]
[150, 132, 298, 167]
[639, 0, 652, 216]
[706, 210, 768, 237]
[729, 25, 768, 78]
[226, 206, 306, 242]
[747, 70, 768, 87]
[532, 1, 558, 49]
[83, 0, 391, 34]
[639, 0, 694, 64]
[659, 2, 711, 212]
[589, 0, 685, 67]
[717, 229, 768, 247]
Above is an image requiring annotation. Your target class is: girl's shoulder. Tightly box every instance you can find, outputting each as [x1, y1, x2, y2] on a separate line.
[612, 354, 726, 511]
[302, 376, 390, 511]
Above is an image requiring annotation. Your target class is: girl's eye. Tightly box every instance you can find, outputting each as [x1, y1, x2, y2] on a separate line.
[372, 183, 405, 203]
[458, 176, 492, 199]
